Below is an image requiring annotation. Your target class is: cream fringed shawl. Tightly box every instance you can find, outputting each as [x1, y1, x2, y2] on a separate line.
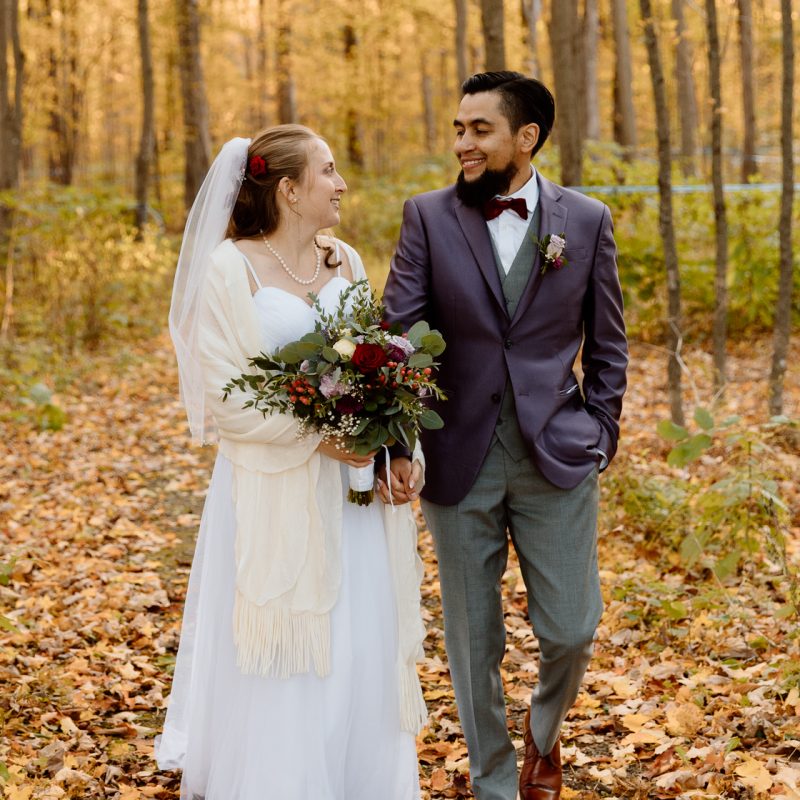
[197, 238, 427, 733]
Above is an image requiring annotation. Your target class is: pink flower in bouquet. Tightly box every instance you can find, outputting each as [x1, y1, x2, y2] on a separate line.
[388, 335, 415, 356]
[319, 373, 346, 399]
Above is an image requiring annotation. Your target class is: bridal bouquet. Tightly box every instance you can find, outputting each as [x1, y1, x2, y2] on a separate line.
[222, 280, 446, 505]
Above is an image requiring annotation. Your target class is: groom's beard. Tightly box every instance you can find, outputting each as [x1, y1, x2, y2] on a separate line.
[455, 162, 519, 208]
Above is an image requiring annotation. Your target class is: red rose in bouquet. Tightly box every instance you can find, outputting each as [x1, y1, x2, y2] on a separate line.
[351, 343, 388, 373]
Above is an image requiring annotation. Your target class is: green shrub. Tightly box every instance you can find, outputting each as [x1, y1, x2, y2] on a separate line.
[1, 183, 179, 352]
[608, 410, 797, 615]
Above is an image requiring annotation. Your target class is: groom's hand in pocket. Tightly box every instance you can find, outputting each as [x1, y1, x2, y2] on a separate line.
[376, 457, 421, 505]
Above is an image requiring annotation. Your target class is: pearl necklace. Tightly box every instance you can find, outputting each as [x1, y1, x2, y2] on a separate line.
[260, 232, 321, 286]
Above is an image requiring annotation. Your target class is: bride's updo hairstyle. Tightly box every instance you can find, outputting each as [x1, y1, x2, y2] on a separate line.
[226, 124, 339, 269]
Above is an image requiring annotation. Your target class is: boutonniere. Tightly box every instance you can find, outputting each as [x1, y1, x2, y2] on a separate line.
[535, 233, 568, 275]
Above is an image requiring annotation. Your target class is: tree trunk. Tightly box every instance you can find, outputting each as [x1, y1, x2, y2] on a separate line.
[275, 0, 297, 124]
[135, 0, 156, 233]
[768, 0, 795, 416]
[255, 0, 269, 130]
[548, 0, 584, 185]
[0, 0, 23, 191]
[176, 0, 211, 210]
[241, 31, 256, 133]
[737, 0, 757, 182]
[671, 0, 698, 177]
[439, 47, 449, 147]
[421, 50, 436, 155]
[343, 24, 364, 168]
[583, 0, 599, 140]
[65, 0, 82, 182]
[705, 0, 728, 395]
[163, 46, 178, 151]
[45, 0, 80, 184]
[479, 0, 505, 71]
[45, 0, 61, 181]
[639, 0, 684, 425]
[0, 0, 23, 343]
[454, 0, 468, 88]
[611, 0, 637, 157]
[101, 18, 119, 181]
[520, 0, 541, 79]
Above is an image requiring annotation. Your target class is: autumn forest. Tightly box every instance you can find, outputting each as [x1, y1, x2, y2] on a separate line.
[1, 0, 799, 797]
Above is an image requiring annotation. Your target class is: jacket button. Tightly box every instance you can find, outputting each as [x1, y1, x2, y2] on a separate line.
[504, 339, 513, 349]
[491, 393, 501, 403]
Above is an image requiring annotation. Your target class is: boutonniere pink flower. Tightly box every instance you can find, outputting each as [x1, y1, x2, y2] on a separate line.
[535, 233, 568, 275]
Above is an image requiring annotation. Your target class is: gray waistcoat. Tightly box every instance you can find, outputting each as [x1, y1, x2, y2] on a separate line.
[490, 205, 541, 461]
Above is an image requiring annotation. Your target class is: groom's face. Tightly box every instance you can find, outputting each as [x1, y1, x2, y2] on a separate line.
[453, 91, 518, 184]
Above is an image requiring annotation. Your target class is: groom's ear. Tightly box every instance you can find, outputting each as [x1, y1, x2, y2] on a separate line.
[518, 123, 540, 158]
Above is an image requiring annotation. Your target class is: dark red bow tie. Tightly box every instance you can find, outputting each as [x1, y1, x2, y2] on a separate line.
[482, 196, 528, 221]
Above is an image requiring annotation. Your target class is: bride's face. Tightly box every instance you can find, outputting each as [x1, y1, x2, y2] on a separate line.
[294, 139, 347, 230]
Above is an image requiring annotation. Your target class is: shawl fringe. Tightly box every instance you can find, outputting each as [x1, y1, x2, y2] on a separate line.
[233, 592, 331, 678]
[398, 657, 428, 733]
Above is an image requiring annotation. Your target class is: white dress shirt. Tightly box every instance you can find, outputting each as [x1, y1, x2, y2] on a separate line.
[486, 166, 539, 274]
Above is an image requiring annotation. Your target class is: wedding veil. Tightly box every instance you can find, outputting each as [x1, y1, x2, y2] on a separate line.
[168, 137, 251, 444]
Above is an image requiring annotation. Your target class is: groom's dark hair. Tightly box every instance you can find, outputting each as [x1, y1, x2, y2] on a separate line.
[461, 71, 555, 158]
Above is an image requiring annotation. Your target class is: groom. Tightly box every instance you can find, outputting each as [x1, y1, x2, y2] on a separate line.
[381, 72, 628, 800]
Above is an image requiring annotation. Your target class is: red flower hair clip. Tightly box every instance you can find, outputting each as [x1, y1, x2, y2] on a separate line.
[248, 155, 267, 177]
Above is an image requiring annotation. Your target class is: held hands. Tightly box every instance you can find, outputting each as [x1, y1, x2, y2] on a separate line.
[317, 438, 377, 468]
[376, 456, 422, 506]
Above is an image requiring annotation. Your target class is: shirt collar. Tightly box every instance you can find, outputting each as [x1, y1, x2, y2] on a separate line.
[496, 166, 539, 213]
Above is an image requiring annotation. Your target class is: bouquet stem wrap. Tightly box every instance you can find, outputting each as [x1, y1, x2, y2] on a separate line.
[347, 463, 375, 505]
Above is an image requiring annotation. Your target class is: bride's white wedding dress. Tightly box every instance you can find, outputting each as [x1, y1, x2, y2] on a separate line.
[156, 247, 420, 799]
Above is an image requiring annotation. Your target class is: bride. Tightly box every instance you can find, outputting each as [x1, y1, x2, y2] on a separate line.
[155, 125, 426, 799]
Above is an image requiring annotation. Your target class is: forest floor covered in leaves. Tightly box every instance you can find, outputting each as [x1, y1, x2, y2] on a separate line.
[1, 334, 799, 799]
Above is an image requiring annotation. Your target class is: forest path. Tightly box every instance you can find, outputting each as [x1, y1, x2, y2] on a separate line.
[1, 334, 799, 799]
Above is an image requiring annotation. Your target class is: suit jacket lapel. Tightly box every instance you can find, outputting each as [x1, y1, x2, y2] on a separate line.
[509, 174, 569, 327]
[454, 199, 507, 315]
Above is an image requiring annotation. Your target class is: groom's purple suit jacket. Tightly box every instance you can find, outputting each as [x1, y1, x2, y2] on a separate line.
[383, 173, 628, 506]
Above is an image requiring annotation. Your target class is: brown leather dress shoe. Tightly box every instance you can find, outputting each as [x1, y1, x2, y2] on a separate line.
[519, 708, 562, 800]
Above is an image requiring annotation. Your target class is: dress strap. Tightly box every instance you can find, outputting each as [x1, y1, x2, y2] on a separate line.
[334, 241, 341, 277]
[239, 249, 262, 290]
